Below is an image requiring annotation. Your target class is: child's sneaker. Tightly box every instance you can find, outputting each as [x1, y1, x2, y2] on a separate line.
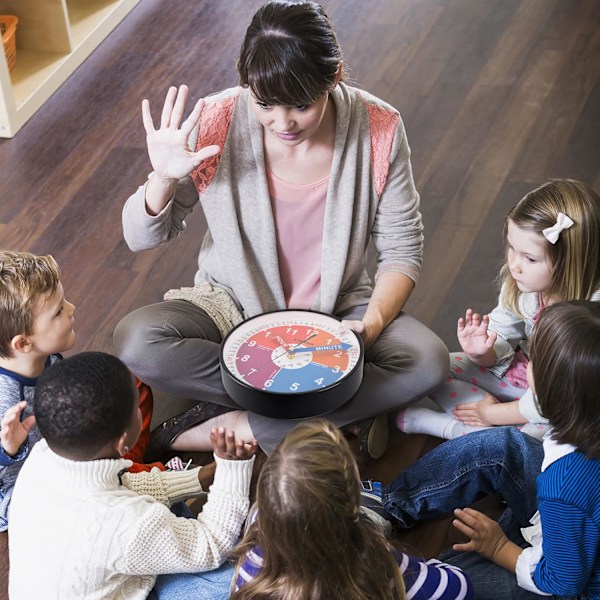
[359, 480, 394, 536]
[360, 479, 384, 500]
[165, 456, 194, 471]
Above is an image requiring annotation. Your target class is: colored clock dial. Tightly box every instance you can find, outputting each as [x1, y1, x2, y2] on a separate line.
[221, 310, 362, 395]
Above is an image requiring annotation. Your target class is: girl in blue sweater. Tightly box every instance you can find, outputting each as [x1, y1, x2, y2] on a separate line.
[377, 300, 600, 599]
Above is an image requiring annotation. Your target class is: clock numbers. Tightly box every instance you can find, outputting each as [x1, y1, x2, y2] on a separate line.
[221, 310, 361, 394]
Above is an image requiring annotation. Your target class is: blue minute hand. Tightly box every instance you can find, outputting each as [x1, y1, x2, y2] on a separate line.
[289, 343, 352, 353]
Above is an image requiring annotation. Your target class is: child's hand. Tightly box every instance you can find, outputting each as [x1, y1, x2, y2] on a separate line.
[198, 461, 216, 491]
[452, 507, 509, 561]
[453, 393, 499, 427]
[457, 309, 497, 358]
[210, 427, 258, 461]
[0, 401, 36, 457]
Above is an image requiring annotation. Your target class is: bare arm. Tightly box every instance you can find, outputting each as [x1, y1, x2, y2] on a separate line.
[341, 271, 414, 349]
[453, 395, 528, 427]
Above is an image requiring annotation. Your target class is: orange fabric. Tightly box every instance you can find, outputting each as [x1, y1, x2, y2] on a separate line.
[192, 94, 238, 194]
[360, 99, 399, 199]
[191, 90, 398, 201]
[125, 378, 165, 472]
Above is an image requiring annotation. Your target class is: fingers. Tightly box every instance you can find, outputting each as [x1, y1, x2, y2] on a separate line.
[485, 330, 497, 348]
[452, 508, 506, 559]
[457, 308, 478, 334]
[459, 309, 486, 329]
[452, 508, 482, 539]
[452, 409, 482, 426]
[454, 400, 478, 412]
[160, 85, 179, 129]
[211, 427, 258, 460]
[141, 99, 155, 134]
[1, 401, 27, 427]
[339, 319, 365, 334]
[452, 407, 478, 424]
[455, 507, 489, 529]
[181, 98, 205, 137]
[238, 439, 258, 460]
[191, 144, 222, 168]
[452, 540, 476, 553]
[210, 426, 229, 456]
[170, 84, 189, 129]
[21, 415, 36, 433]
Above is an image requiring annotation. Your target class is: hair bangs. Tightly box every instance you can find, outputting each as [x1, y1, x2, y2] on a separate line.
[244, 39, 325, 106]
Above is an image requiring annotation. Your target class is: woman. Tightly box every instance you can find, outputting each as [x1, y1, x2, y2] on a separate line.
[114, 1, 448, 458]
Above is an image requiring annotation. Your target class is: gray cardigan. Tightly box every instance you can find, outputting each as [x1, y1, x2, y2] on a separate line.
[123, 83, 423, 319]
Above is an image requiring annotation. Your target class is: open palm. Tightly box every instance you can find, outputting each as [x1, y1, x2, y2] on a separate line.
[142, 85, 220, 181]
[457, 309, 497, 357]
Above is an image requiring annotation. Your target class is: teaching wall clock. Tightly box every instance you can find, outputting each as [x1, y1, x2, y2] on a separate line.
[220, 310, 364, 418]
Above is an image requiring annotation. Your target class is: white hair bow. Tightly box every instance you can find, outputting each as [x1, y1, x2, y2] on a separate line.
[542, 212, 574, 244]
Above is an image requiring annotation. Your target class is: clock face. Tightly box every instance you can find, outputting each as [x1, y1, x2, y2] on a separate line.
[222, 310, 361, 394]
[221, 310, 363, 396]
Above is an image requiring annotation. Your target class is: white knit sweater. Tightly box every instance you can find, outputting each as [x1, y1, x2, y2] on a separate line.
[9, 440, 254, 599]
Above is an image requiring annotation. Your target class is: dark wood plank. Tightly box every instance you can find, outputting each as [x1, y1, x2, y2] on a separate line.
[0, 2, 598, 583]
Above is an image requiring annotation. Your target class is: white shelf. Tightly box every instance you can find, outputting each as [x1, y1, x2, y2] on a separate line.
[0, 0, 139, 137]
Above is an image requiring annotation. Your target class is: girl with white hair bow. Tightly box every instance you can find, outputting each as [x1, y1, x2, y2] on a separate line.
[397, 178, 600, 440]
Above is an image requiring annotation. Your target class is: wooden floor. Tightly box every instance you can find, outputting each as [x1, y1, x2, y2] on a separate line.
[1, 0, 599, 593]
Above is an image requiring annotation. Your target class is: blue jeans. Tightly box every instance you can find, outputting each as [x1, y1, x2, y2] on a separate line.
[383, 428, 580, 599]
[149, 562, 235, 600]
[383, 427, 542, 528]
[147, 503, 235, 600]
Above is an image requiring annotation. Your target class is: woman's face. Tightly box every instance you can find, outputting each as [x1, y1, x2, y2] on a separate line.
[250, 92, 331, 146]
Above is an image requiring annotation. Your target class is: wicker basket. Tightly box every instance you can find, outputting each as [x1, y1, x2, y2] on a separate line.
[0, 15, 18, 73]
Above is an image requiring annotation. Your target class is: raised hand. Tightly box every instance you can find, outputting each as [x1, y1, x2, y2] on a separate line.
[142, 84, 221, 182]
[0, 401, 36, 457]
[457, 309, 497, 358]
[210, 427, 258, 461]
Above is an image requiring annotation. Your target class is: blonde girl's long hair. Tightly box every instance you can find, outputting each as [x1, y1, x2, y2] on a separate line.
[499, 179, 600, 315]
[231, 420, 406, 600]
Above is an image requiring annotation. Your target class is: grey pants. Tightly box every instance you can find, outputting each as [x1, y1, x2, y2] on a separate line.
[113, 300, 449, 454]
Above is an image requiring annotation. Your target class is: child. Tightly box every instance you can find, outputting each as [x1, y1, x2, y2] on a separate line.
[0, 250, 76, 532]
[373, 300, 600, 599]
[0, 250, 162, 531]
[398, 179, 600, 440]
[230, 419, 474, 600]
[9, 351, 257, 599]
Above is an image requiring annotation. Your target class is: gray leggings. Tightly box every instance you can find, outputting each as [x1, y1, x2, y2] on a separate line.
[113, 300, 449, 453]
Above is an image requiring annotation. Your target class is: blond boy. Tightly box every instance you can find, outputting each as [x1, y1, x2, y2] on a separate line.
[0, 251, 75, 530]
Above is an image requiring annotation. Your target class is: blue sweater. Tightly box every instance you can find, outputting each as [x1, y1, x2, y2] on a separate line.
[534, 450, 600, 598]
[0, 354, 61, 531]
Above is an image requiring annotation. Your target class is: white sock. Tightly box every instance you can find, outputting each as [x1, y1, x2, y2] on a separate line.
[396, 407, 458, 439]
[446, 420, 489, 439]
